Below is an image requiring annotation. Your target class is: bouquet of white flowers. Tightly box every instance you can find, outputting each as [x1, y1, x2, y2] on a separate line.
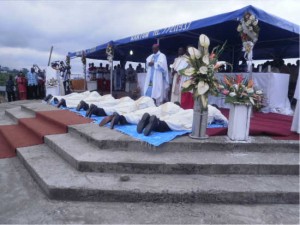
[180, 34, 227, 111]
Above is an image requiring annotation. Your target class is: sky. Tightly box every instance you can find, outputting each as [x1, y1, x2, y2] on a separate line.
[0, 0, 299, 74]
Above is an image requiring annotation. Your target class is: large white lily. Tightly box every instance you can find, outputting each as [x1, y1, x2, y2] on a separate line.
[202, 54, 209, 65]
[183, 67, 195, 76]
[199, 34, 210, 48]
[187, 47, 201, 59]
[197, 81, 209, 95]
[229, 92, 236, 97]
[199, 66, 208, 74]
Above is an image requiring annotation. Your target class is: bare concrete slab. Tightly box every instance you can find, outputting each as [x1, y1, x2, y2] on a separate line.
[0, 158, 298, 224]
[68, 123, 299, 152]
[45, 133, 299, 175]
[21, 102, 58, 113]
[5, 106, 35, 122]
[17, 144, 299, 204]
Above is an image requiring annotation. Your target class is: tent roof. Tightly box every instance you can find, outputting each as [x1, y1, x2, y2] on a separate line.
[68, 5, 299, 62]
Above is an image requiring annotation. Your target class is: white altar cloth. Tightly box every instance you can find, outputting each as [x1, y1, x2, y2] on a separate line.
[137, 72, 147, 95]
[209, 72, 292, 115]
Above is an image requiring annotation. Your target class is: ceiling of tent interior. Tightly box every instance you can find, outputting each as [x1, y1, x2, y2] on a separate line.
[68, 5, 299, 64]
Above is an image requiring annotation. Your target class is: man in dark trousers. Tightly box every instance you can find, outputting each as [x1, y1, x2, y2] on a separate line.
[26, 68, 38, 99]
[6, 75, 15, 102]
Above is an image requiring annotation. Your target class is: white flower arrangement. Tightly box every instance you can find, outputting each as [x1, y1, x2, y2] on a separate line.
[180, 34, 228, 111]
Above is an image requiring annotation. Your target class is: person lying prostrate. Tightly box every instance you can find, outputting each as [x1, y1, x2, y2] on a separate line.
[50, 91, 101, 108]
[102, 103, 228, 136]
[85, 96, 156, 123]
[141, 105, 228, 136]
[100, 101, 182, 130]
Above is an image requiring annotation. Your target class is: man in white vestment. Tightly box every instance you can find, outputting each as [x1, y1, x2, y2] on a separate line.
[170, 47, 189, 103]
[144, 44, 169, 106]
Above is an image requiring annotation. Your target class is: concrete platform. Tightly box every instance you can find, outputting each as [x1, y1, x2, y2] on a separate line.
[17, 144, 299, 204]
[1, 158, 298, 224]
[45, 133, 299, 175]
[1, 101, 300, 223]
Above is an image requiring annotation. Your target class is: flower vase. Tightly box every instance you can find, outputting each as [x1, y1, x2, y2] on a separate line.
[227, 103, 252, 141]
[189, 96, 208, 139]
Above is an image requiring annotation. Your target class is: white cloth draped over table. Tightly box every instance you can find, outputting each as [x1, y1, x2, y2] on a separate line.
[144, 51, 169, 105]
[291, 70, 300, 133]
[137, 73, 147, 95]
[209, 72, 293, 115]
[170, 55, 189, 103]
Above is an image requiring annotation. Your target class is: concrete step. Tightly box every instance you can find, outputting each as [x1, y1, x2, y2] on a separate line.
[0, 111, 15, 125]
[68, 123, 299, 153]
[45, 133, 299, 175]
[5, 106, 35, 123]
[21, 102, 57, 114]
[17, 144, 299, 204]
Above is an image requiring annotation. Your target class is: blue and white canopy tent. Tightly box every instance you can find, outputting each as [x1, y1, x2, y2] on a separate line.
[68, 5, 299, 67]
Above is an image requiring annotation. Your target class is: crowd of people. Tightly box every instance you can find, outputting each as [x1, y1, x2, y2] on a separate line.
[87, 62, 145, 92]
[5, 66, 45, 102]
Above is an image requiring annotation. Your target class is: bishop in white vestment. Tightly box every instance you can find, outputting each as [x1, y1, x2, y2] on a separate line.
[144, 44, 169, 106]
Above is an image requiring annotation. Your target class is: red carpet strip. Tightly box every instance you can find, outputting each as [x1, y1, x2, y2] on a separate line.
[0, 110, 92, 159]
[207, 109, 300, 140]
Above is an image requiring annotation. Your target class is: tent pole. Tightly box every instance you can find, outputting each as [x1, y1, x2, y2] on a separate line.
[47, 46, 53, 66]
[231, 46, 235, 68]
[157, 38, 160, 45]
[110, 61, 113, 95]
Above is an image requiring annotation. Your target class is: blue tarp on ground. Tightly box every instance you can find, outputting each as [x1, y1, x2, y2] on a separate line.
[66, 107, 226, 147]
[68, 5, 299, 62]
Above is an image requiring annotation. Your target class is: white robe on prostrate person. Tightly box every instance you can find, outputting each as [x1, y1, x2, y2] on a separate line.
[161, 105, 228, 131]
[291, 71, 300, 133]
[51, 91, 114, 108]
[124, 102, 228, 130]
[124, 102, 182, 125]
[170, 55, 189, 103]
[103, 96, 155, 116]
[144, 51, 169, 106]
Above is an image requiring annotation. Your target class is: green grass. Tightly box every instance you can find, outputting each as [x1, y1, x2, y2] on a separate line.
[0, 72, 17, 86]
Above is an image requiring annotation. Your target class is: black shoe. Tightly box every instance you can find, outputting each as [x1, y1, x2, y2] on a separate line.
[76, 100, 88, 111]
[110, 112, 120, 129]
[85, 104, 96, 117]
[82, 102, 89, 111]
[137, 113, 150, 134]
[88, 106, 97, 118]
[44, 94, 52, 102]
[53, 97, 59, 104]
[119, 115, 128, 125]
[143, 115, 158, 136]
[57, 99, 66, 108]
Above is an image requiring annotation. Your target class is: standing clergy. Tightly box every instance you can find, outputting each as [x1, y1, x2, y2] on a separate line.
[144, 44, 169, 106]
[170, 47, 189, 103]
